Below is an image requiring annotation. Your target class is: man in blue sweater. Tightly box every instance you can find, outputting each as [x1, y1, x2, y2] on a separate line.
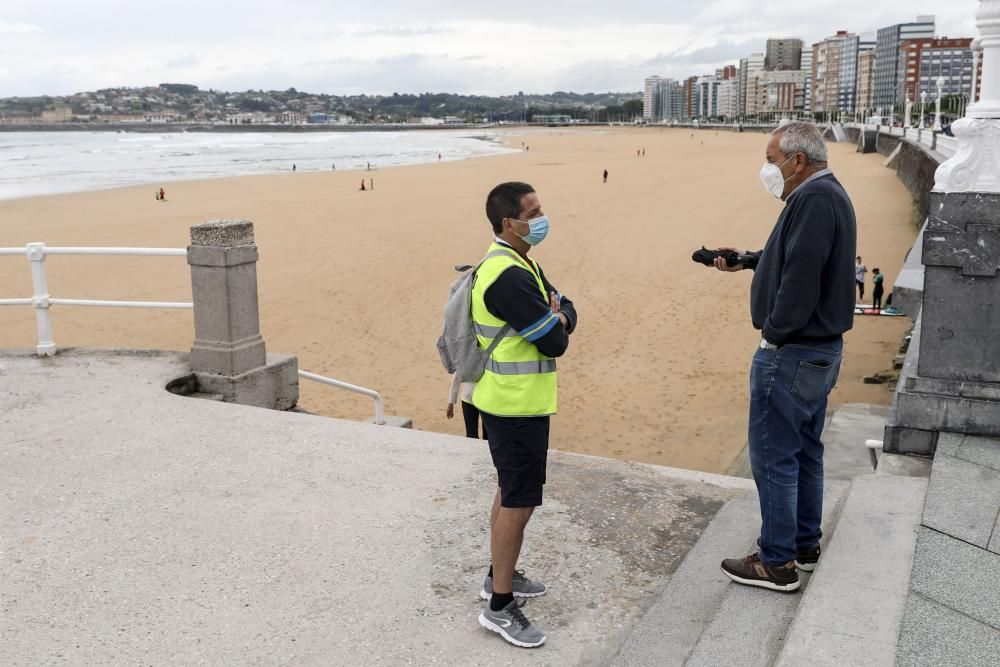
[713, 122, 857, 592]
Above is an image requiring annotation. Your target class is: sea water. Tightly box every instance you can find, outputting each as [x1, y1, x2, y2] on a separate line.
[0, 130, 517, 200]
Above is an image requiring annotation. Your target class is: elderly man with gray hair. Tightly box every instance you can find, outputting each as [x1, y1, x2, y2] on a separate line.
[712, 121, 857, 592]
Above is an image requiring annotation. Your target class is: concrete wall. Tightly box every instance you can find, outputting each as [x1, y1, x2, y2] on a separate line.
[844, 127, 940, 222]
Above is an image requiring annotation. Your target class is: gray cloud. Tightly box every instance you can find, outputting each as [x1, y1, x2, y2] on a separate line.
[0, 1, 980, 96]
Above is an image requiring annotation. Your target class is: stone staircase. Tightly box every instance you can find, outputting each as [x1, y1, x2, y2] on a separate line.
[612, 457, 930, 667]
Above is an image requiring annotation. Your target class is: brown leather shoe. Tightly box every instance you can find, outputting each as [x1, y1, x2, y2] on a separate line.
[721, 553, 800, 592]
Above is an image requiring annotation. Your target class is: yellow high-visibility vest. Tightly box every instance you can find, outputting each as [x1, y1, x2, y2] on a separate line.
[471, 243, 558, 417]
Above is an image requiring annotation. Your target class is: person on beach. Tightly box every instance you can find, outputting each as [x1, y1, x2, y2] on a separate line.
[872, 268, 885, 313]
[292, 164, 296, 172]
[603, 169, 608, 183]
[446, 375, 486, 439]
[360, 179, 366, 191]
[711, 122, 856, 593]
[855, 256, 867, 302]
[474, 181, 577, 648]
[159, 187, 165, 201]
[370, 178, 374, 191]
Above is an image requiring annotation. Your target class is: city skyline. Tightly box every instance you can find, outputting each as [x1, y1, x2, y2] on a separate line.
[0, 1, 978, 98]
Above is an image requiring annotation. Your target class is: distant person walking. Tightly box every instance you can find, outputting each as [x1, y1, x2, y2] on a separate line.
[446, 375, 486, 439]
[711, 122, 856, 593]
[603, 169, 608, 183]
[855, 256, 867, 302]
[292, 164, 296, 172]
[474, 181, 577, 648]
[360, 179, 366, 191]
[369, 178, 374, 191]
[872, 268, 885, 313]
[158, 187, 165, 201]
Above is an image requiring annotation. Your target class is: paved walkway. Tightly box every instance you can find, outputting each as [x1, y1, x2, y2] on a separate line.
[896, 433, 1000, 665]
[0, 349, 752, 666]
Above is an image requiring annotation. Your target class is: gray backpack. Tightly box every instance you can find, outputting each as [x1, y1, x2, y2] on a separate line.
[436, 249, 512, 382]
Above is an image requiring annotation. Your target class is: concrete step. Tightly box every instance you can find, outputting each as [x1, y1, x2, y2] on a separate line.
[610, 492, 760, 666]
[774, 474, 928, 667]
[683, 481, 849, 667]
[611, 481, 849, 667]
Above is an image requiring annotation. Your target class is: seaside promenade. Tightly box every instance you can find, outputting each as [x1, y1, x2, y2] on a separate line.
[0, 348, 752, 664]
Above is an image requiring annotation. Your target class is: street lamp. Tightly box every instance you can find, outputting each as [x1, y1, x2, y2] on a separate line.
[919, 90, 927, 129]
[934, 76, 945, 131]
[904, 96, 913, 128]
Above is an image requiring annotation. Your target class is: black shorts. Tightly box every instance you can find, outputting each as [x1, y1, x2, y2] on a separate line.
[481, 413, 549, 508]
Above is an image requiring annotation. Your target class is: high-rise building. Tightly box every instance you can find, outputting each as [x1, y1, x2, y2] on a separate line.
[812, 31, 854, 113]
[695, 75, 720, 118]
[660, 79, 685, 121]
[873, 15, 935, 110]
[801, 48, 813, 112]
[643, 76, 664, 121]
[838, 33, 875, 113]
[856, 48, 877, 114]
[716, 79, 739, 118]
[764, 70, 808, 112]
[741, 53, 766, 116]
[683, 76, 698, 119]
[899, 37, 981, 105]
[643, 76, 686, 121]
[766, 38, 803, 71]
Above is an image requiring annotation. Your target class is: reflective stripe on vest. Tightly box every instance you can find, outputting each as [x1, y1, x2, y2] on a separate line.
[474, 322, 517, 339]
[485, 358, 557, 375]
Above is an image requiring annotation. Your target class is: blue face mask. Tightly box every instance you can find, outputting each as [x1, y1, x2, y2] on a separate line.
[516, 215, 550, 246]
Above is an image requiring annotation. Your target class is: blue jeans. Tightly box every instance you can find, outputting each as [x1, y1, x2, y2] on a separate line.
[748, 339, 842, 566]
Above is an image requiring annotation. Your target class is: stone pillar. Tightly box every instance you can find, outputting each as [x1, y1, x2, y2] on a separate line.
[187, 220, 298, 410]
[885, 0, 1000, 455]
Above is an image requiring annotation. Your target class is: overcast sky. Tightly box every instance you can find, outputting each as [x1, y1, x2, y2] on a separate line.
[0, 1, 980, 97]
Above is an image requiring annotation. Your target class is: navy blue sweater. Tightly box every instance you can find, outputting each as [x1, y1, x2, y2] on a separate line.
[746, 172, 857, 345]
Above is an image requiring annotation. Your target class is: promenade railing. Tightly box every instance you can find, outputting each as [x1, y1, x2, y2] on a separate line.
[1, 241, 386, 424]
[843, 122, 957, 159]
[0, 242, 192, 355]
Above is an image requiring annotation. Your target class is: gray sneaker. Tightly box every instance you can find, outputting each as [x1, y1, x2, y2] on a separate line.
[480, 569, 547, 600]
[479, 599, 547, 648]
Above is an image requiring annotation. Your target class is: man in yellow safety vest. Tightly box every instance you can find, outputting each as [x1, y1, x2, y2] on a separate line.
[472, 181, 577, 648]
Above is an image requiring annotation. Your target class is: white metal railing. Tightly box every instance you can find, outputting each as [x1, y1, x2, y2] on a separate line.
[298, 370, 385, 425]
[843, 122, 957, 159]
[3, 241, 390, 424]
[0, 242, 192, 355]
[865, 439, 884, 470]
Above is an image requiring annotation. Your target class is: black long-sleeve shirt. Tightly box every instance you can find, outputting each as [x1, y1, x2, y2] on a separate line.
[746, 172, 857, 346]
[482, 252, 576, 358]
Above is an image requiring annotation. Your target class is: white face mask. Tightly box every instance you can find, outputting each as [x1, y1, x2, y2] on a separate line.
[759, 154, 798, 199]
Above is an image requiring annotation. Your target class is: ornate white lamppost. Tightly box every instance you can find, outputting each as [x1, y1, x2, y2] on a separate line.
[934, 76, 945, 131]
[919, 90, 928, 129]
[970, 37, 982, 104]
[935, 0, 1000, 194]
[905, 96, 914, 128]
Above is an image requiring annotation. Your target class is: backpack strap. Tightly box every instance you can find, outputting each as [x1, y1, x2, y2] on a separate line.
[474, 248, 515, 355]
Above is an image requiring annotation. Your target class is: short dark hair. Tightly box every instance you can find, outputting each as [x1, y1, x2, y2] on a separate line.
[874, 267, 881, 273]
[485, 181, 535, 234]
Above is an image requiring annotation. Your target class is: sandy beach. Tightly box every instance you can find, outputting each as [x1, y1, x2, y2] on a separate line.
[0, 127, 915, 473]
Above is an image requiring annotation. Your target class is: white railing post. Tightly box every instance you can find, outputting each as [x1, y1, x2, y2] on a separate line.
[25, 242, 56, 356]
